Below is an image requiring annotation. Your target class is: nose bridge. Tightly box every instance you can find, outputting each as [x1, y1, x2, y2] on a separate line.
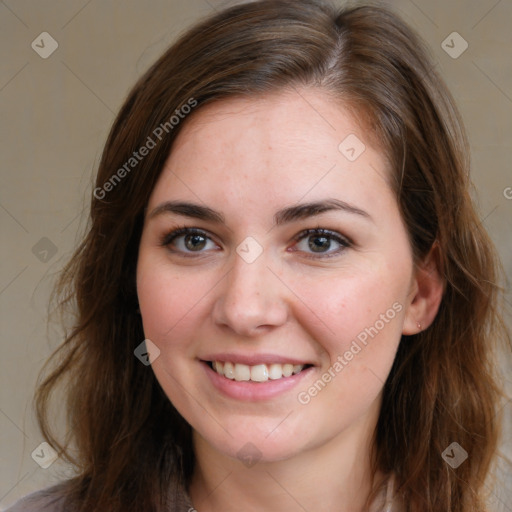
[213, 246, 287, 334]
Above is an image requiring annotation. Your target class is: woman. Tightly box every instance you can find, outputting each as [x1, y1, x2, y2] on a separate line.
[7, 1, 509, 511]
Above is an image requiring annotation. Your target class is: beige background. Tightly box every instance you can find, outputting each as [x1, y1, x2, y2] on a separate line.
[1, 0, 511, 509]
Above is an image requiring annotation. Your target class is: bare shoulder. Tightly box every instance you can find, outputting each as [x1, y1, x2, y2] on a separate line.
[4, 485, 68, 512]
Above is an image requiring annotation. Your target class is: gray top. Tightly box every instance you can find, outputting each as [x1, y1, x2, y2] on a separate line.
[4, 487, 66, 512]
[4, 484, 194, 512]
[5, 474, 402, 511]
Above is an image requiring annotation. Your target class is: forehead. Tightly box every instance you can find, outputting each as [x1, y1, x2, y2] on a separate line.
[170, 88, 369, 166]
[148, 88, 392, 217]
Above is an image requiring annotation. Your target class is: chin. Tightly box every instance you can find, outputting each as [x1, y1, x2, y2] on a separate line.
[195, 416, 326, 466]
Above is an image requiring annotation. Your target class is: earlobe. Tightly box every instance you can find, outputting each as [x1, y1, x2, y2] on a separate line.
[402, 242, 445, 335]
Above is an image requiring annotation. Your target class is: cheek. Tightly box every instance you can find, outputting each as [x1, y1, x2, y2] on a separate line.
[291, 268, 407, 426]
[290, 261, 408, 365]
[136, 255, 208, 409]
[136, 255, 209, 345]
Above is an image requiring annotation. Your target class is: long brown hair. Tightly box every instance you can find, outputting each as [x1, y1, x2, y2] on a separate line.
[36, 1, 510, 510]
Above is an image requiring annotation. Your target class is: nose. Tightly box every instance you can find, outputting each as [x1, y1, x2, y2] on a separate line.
[212, 250, 289, 337]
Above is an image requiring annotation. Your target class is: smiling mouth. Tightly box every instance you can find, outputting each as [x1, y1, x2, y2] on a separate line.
[206, 361, 313, 382]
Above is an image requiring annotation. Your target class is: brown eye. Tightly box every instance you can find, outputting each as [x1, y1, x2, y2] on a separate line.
[293, 228, 351, 258]
[308, 235, 331, 253]
[162, 228, 219, 255]
[184, 233, 207, 251]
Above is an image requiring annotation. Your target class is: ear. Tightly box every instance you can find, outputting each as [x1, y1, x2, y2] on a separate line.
[402, 242, 445, 335]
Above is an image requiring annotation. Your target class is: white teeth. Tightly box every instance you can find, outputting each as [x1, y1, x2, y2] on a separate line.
[268, 363, 283, 380]
[282, 364, 293, 377]
[234, 363, 251, 381]
[213, 361, 224, 376]
[211, 361, 305, 382]
[250, 364, 269, 382]
[223, 362, 235, 379]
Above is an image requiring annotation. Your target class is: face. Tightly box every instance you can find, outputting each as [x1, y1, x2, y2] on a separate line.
[137, 88, 416, 463]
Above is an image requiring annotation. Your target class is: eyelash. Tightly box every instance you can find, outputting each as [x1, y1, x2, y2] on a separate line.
[160, 226, 352, 259]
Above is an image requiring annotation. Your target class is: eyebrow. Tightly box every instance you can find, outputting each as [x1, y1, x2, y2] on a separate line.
[147, 198, 372, 225]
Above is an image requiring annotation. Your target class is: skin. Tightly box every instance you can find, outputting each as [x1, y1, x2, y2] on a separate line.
[136, 88, 443, 512]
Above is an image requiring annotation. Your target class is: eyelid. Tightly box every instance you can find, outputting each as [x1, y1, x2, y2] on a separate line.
[290, 227, 352, 259]
[160, 226, 218, 248]
[160, 226, 352, 258]
[292, 227, 352, 246]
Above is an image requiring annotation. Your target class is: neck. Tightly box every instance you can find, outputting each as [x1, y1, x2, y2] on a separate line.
[188, 407, 384, 512]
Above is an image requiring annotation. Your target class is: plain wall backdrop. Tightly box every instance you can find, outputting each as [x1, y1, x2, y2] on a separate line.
[1, 0, 511, 509]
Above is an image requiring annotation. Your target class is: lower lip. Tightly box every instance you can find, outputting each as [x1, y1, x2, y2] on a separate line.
[202, 361, 314, 402]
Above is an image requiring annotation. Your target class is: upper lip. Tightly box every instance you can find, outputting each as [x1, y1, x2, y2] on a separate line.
[201, 353, 314, 366]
